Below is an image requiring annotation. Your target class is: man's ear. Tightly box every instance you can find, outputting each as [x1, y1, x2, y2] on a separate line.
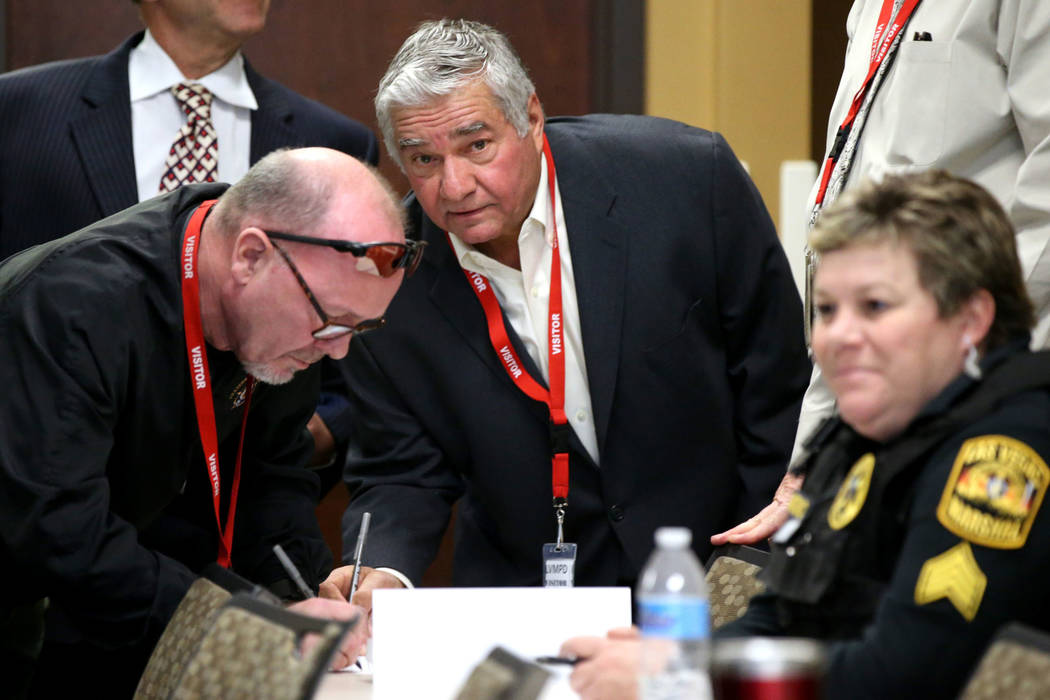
[959, 288, 996, 350]
[230, 228, 270, 285]
[527, 92, 545, 149]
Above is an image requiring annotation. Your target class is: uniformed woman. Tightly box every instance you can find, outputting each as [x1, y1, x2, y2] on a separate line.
[561, 170, 1050, 699]
[720, 169, 1050, 698]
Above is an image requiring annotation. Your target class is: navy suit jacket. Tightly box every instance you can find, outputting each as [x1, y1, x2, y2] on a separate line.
[343, 115, 810, 587]
[0, 32, 378, 259]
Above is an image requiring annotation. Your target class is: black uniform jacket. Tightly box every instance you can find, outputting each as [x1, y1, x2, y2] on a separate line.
[723, 343, 1050, 698]
[342, 115, 810, 586]
[0, 186, 330, 658]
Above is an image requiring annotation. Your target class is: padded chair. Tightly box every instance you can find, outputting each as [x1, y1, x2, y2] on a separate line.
[171, 593, 356, 700]
[959, 622, 1050, 700]
[135, 565, 281, 700]
[134, 577, 233, 699]
[454, 646, 550, 700]
[705, 544, 769, 630]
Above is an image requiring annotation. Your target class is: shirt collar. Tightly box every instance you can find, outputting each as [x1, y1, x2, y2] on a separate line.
[128, 29, 258, 110]
[448, 157, 552, 274]
[524, 156, 554, 245]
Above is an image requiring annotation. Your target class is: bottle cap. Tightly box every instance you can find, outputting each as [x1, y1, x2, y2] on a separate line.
[654, 526, 691, 549]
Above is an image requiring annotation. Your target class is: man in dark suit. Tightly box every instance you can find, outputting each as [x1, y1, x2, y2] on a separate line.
[0, 0, 376, 472]
[321, 19, 810, 608]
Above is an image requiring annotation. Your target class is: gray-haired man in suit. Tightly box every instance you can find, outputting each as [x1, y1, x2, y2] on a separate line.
[321, 18, 809, 614]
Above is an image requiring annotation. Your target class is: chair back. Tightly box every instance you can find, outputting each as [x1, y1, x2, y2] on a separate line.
[454, 646, 550, 700]
[705, 544, 769, 629]
[171, 593, 355, 700]
[134, 578, 232, 699]
[960, 622, 1050, 700]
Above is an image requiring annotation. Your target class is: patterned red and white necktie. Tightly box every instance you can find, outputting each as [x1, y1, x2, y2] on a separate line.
[159, 82, 219, 193]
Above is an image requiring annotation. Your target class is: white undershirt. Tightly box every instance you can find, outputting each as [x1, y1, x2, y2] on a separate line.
[449, 158, 600, 465]
[128, 29, 258, 201]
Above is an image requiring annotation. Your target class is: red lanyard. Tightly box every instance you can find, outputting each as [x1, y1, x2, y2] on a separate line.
[814, 0, 922, 206]
[180, 199, 255, 568]
[450, 136, 570, 505]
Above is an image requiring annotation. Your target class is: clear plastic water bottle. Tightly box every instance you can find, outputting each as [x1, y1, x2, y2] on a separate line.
[637, 526, 712, 700]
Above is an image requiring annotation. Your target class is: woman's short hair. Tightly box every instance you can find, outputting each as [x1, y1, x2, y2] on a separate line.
[809, 170, 1034, 350]
[375, 18, 537, 170]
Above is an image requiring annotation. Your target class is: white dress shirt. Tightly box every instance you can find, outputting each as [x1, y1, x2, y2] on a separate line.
[794, 0, 1050, 459]
[128, 29, 258, 201]
[449, 157, 601, 465]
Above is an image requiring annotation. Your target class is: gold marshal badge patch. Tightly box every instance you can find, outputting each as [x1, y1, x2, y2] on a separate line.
[828, 453, 875, 530]
[936, 435, 1050, 549]
[915, 541, 986, 621]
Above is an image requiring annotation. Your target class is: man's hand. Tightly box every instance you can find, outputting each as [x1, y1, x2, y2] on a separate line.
[710, 471, 804, 545]
[287, 596, 368, 670]
[319, 565, 405, 614]
[560, 627, 640, 700]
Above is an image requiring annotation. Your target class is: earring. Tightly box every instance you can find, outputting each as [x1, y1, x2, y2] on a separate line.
[963, 337, 982, 380]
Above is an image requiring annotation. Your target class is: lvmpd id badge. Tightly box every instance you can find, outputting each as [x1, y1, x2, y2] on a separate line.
[542, 542, 577, 587]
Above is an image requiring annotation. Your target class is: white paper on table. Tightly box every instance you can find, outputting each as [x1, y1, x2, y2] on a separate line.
[371, 586, 631, 700]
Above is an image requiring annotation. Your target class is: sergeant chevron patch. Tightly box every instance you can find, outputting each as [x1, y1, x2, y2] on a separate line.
[914, 541, 986, 621]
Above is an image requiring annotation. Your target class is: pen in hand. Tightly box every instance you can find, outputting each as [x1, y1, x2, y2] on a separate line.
[273, 543, 315, 599]
[274, 544, 368, 672]
[347, 511, 372, 604]
[535, 655, 582, 666]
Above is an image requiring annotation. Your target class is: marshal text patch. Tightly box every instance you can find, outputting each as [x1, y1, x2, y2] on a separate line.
[936, 435, 1049, 549]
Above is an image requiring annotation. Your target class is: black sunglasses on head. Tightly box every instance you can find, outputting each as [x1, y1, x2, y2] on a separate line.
[263, 230, 426, 278]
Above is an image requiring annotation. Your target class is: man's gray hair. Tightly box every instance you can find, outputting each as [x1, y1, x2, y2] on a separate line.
[375, 18, 537, 169]
[213, 148, 332, 236]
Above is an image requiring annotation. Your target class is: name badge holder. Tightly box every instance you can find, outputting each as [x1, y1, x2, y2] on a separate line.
[542, 540, 577, 588]
[543, 491, 577, 586]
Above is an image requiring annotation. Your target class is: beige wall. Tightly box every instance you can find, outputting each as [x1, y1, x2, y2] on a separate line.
[646, 0, 812, 232]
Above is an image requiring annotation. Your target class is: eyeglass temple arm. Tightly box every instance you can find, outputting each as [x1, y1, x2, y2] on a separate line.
[267, 230, 422, 253]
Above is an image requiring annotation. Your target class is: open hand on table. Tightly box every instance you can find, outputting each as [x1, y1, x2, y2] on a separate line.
[710, 471, 804, 545]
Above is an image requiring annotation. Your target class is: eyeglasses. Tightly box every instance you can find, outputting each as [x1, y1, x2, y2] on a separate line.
[264, 230, 427, 278]
[268, 240, 387, 340]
